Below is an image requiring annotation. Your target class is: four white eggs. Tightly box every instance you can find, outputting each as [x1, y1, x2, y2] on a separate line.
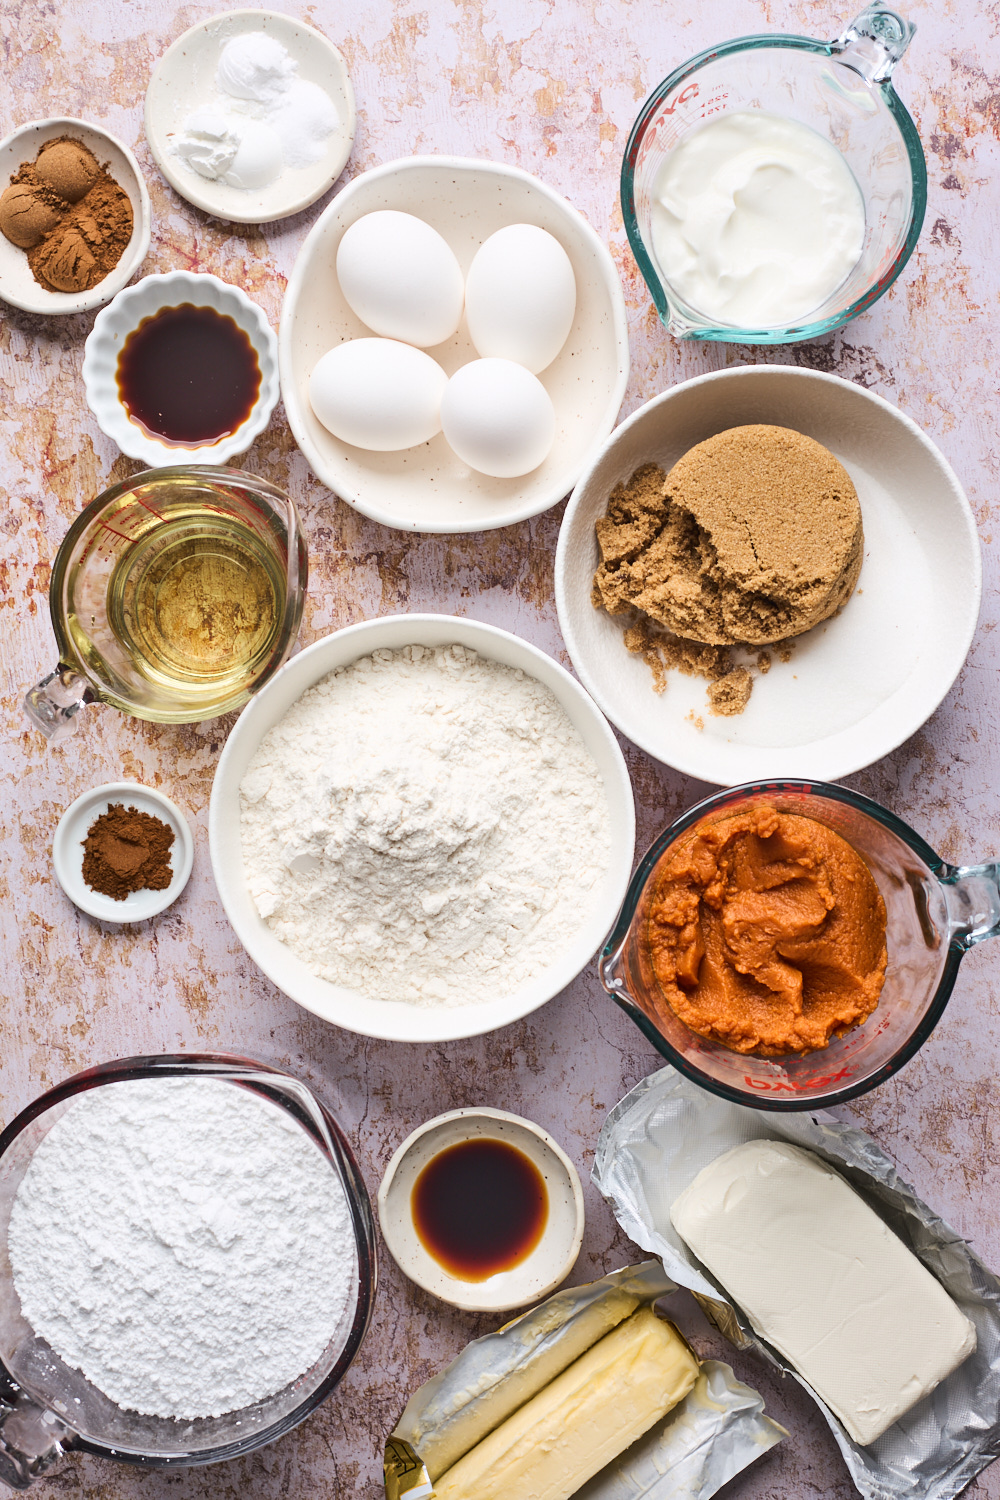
[308, 209, 578, 479]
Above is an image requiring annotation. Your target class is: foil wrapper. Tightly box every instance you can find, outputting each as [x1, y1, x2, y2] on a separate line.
[384, 1260, 784, 1500]
[593, 1066, 1000, 1500]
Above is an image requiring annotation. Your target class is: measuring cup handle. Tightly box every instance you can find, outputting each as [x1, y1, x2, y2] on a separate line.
[23, 667, 93, 744]
[0, 1386, 73, 1489]
[939, 861, 1000, 951]
[833, 4, 916, 84]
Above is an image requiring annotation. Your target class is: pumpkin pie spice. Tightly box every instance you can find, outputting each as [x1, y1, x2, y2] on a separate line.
[82, 803, 174, 902]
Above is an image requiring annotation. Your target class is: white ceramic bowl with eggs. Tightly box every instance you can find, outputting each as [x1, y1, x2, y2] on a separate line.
[209, 614, 636, 1042]
[279, 156, 630, 533]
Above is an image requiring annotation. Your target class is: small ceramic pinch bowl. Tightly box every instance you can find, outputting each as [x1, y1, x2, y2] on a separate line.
[82, 270, 279, 465]
[280, 156, 630, 533]
[144, 9, 356, 224]
[555, 364, 981, 786]
[0, 117, 151, 315]
[377, 1108, 585, 1312]
[209, 613, 636, 1042]
[53, 781, 194, 923]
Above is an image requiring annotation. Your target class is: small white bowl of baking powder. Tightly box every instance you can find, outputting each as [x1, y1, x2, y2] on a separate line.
[209, 614, 635, 1043]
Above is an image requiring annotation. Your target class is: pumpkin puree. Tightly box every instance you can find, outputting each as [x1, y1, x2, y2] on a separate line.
[646, 804, 888, 1056]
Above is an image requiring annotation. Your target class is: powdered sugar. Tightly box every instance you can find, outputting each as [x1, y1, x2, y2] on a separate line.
[8, 1078, 357, 1420]
[240, 644, 610, 1007]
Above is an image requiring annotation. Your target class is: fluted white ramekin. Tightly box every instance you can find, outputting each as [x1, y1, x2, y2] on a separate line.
[82, 269, 279, 465]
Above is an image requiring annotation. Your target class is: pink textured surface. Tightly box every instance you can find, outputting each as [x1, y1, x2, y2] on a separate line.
[1, 1, 998, 1496]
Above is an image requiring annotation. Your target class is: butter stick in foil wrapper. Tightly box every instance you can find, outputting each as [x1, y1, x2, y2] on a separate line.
[384, 1260, 784, 1500]
[593, 1066, 1000, 1500]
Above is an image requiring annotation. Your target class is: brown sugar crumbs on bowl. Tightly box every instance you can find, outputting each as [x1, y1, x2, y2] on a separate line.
[643, 803, 887, 1057]
[116, 304, 262, 446]
[412, 1138, 548, 1281]
[592, 426, 860, 713]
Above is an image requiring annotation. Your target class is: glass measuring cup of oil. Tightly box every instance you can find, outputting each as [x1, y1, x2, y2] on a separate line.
[25, 467, 307, 741]
[621, 4, 927, 342]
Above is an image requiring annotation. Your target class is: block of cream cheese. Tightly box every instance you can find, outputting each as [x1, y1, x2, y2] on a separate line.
[670, 1140, 976, 1446]
[432, 1306, 698, 1500]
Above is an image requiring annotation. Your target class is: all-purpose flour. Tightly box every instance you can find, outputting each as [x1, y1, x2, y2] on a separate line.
[8, 1077, 357, 1419]
[240, 644, 611, 1006]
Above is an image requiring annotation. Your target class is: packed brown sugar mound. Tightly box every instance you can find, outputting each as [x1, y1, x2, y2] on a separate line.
[593, 426, 863, 647]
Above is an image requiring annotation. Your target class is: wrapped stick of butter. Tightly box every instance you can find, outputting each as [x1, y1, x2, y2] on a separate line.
[385, 1261, 785, 1500]
[594, 1067, 1000, 1500]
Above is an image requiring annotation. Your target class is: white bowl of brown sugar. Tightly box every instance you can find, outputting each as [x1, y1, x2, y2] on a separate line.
[555, 365, 981, 786]
[0, 117, 151, 316]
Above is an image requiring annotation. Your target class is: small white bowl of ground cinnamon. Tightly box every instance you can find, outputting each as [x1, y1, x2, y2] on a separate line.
[0, 117, 150, 315]
[53, 782, 193, 923]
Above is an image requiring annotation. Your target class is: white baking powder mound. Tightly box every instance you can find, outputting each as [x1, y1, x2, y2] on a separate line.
[7, 1077, 357, 1420]
[240, 644, 611, 1006]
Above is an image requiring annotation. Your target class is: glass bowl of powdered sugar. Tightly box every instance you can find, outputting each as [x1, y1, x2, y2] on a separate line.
[0, 1053, 375, 1486]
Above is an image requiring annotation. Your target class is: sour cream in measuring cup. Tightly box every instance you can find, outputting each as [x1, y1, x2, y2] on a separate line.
[650, 111, 866, 328]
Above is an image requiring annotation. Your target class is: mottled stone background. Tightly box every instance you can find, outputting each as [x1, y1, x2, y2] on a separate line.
[1, 0, 999, 1495]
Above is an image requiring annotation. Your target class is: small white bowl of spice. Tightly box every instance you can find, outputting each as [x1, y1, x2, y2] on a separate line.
[378, 1108, 585, 1312]
[53, 782, 194, 923]
[82, 269, 279, 465]
[0, 116, 151, 315]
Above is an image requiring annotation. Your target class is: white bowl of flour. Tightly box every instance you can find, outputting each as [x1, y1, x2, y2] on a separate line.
[210, 615, 635, 1042]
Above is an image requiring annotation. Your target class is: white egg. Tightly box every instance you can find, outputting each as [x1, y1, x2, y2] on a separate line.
[465, 224, 577, 374]
[309, 339, 448, 451]
[336, 211, 464, 348]
[441, 359, 556, 479]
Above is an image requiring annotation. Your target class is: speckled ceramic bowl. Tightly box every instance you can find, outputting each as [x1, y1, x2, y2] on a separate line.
[144, 9, 356, 224]
[280, 156, 630, 533]
[0, 117, 150, 316]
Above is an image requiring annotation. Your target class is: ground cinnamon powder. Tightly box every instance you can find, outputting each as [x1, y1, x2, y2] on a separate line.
[82, 804, 174, 901]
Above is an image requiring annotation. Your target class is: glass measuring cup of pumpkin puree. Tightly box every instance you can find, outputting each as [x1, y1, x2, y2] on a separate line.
[621, 4, 927, 342]
[24, 466, 306, 742]
[601, 780, 1000, 1110]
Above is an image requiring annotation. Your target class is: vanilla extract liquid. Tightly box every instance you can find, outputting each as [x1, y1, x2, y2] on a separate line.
[412, 1138, 549, 1281]
[116, 303, 261, 445]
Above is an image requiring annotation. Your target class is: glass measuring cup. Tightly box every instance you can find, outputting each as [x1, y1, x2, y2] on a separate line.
[24, 466, 307, 742]
[601, 780, 1000, 1111]
[621, 4, 927, 343]
[0, 1054, 376, 1488]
